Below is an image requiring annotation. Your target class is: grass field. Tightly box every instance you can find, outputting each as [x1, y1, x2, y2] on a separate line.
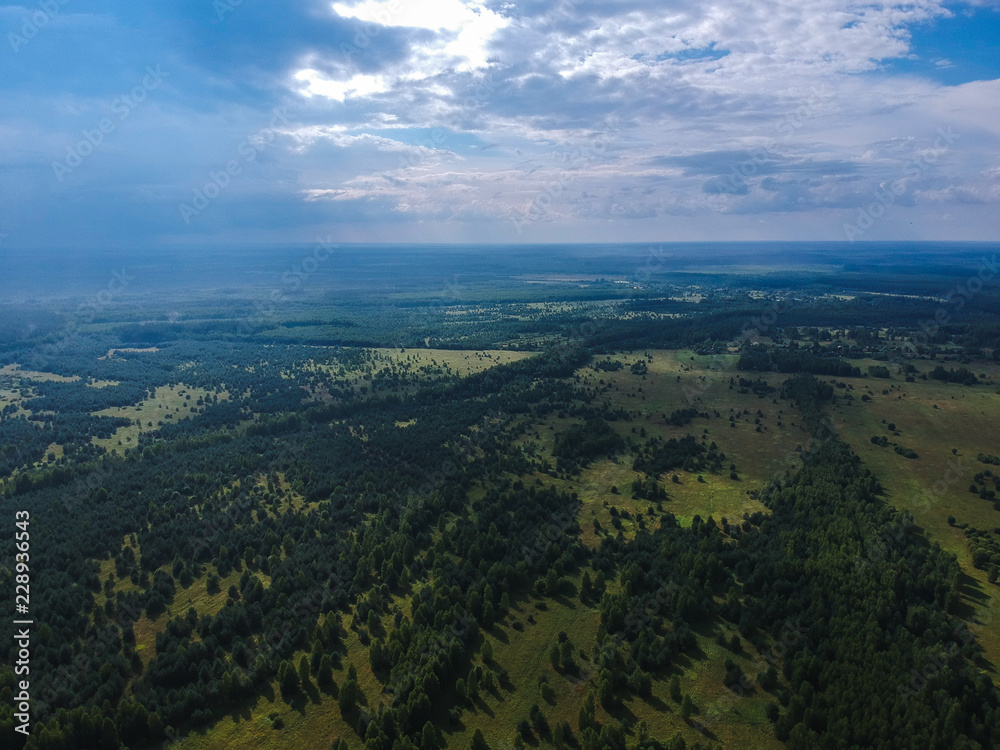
[165, 575, 784, 750]
[0, 363, 79, 383]
[0, 380, 30, 420]
[91, 383, 229, 455]
[166, 592, 392, 750]
[441, 580, 783, 750]
[830, 358, 1000, 667]
[301, 348, 533, 402]
[0, 366, 75, 421]
[373, 348, 534, 375]
[514, 350, 811, 537]
[90, 346, 1000, 750]
[94, 538, 273, 670]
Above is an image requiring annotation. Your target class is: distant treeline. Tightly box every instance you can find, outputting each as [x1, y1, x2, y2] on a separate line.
[738, 346, 861, 377]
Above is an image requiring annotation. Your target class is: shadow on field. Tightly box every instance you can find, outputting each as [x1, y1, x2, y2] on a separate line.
[640, 693, 669, 712]
[469, 695, 495, 718]
[687, 716, 719, 741]
[490, 626, 510, 645]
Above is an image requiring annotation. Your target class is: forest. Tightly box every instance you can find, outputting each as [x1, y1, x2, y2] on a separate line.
[1, 243, 999, 750]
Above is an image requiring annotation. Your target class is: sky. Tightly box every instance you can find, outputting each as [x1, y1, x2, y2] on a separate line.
[1, 0, 999, 248]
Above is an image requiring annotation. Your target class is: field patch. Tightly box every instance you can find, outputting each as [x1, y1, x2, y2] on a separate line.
[0, 364, 78, 382]
[91, 383, 229, 455]
[832, 360, 1000, 666]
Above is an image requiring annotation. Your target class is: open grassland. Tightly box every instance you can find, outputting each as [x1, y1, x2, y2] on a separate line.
[0, 363, 78, 383]
[300, 348, 533, 403]
[100, 347, 160, 359]
[0, 380, 31, 420]
[446, 588, 602, 749]
[130, 566, 254, 668]
[514, 350, 810, 541]
[442, 580, 783, 750]
[81, 347, 1000, 750]
[372, 347, 534, 375]
[167, 676, 351, 750]
[92, 535, 270, 665]
[167, 593, 400, 750]
[254, 472, 320, 517]
[584, 350, 807, 483]
[170, 575, 783, 750]
[831, 357, 1000, 667]
[91, 383, 229, 455]
[0, 369, 65, 424]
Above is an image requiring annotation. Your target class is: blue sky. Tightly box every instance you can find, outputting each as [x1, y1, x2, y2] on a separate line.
[1, 0, 998, 248]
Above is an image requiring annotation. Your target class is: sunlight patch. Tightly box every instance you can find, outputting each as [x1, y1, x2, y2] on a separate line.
[294, 70, 388, 101]
[333, 0, 509, 71]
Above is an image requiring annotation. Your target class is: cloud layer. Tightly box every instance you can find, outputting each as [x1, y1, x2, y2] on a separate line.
[1, 0, 998, 246]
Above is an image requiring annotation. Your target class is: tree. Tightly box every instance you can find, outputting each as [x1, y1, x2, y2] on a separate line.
[483, 669, 497, 692]
[318, 654, 334, 687]
[580, 570, 593, 601]
[369, 638, 386, 672]
[421, 721, 437, 750]
[597, 670, 615, 708]
[669, 675, 682, 703]
[338, 678, 359, 715]
[549, 643, 561, 669]
[279, 660, 300, 699]
[559, 639, 574, 670]
[540, 681, 555, 702]
[517, 717, 533, 739]
[758, 665, 778, 691]
[100, 717, 119, 749]
[311, 640, 324, 674]
[578, 692, 596, 730]
[530, 703, 550, 736]
[365, 720, 387, 750]
[298, 654, 312, 687]
[467, 668, 480, 700]
[471, 729, 490, 750]
[681, 694, 694, 720]
[627, 667, 651, 696]
[467, 589, 483, 620]
[553, 721, 567, 746]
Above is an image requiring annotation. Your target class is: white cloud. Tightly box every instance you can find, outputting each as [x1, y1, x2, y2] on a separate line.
[294, 70, 388, 101]
[332, 0, 510, 71]
[277, 0, 1000, 237]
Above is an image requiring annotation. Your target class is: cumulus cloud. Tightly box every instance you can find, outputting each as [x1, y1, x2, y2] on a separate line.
[0, 0, 997, 245]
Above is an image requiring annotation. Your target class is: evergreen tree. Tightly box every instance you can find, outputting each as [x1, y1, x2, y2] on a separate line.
[318, 654, 334, 688]
[279, 660, 300, 699]
[471, 729, 490, 750]
[681, 694, 694, 720]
